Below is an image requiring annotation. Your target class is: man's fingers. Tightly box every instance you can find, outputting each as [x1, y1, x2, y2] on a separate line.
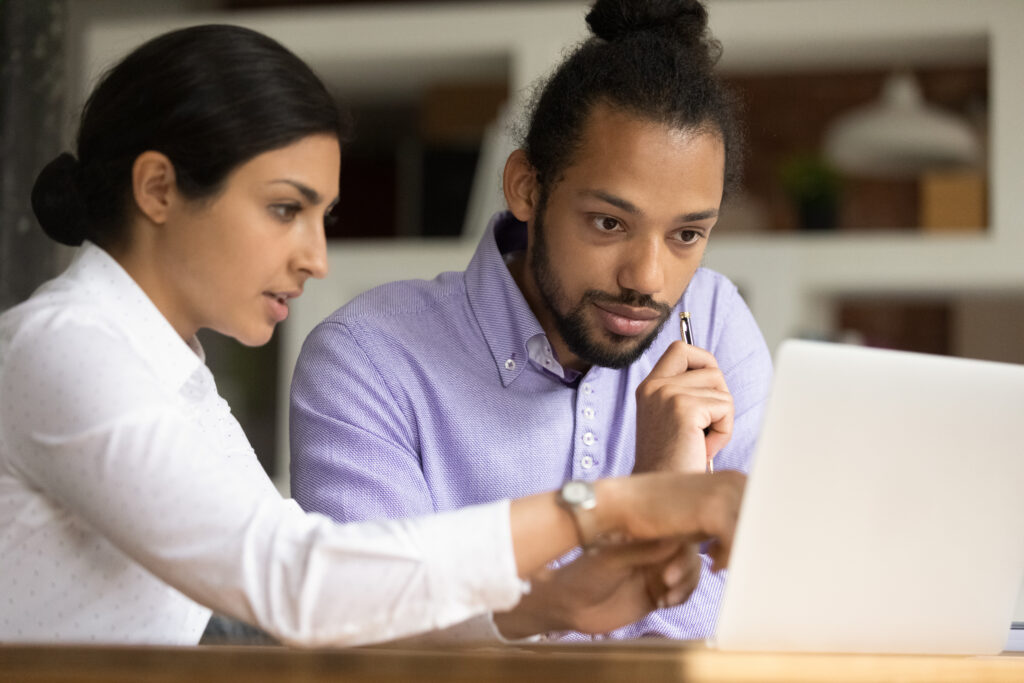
[652, 367, 729, 394]
[645, 340, 719, 381]
[642, 383, 733, 424]
[705, 403, 734, 462]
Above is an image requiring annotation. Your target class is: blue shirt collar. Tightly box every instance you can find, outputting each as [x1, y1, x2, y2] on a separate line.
[464, 212, 549, 388]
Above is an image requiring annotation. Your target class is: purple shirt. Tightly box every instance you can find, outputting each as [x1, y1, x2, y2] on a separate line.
[290, 212, 773, 640]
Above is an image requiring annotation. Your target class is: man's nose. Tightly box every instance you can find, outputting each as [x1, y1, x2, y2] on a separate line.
[617, 237, 664, 296]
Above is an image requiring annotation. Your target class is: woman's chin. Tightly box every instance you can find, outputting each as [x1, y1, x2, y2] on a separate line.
[234, 325, 276, 348]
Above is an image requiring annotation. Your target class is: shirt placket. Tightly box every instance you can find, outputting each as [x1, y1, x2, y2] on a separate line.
[572, 369, 605, 480]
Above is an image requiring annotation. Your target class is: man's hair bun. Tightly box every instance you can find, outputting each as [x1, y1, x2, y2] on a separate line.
[585, 0, 710, 44]
[31, 152, 90, 247]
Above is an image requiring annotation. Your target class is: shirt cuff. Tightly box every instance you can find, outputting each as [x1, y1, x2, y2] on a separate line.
[412, 499, 525, 631]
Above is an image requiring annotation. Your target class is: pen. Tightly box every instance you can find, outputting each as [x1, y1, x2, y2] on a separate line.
[679, 311, 694, 346]
[679, 312, 713, 474]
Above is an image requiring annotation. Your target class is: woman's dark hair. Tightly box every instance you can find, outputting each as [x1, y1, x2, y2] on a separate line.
[31, 24, 348, 247]
[520, 0, 742, 200]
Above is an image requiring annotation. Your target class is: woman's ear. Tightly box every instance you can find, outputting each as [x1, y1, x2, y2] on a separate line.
[131, 151, 177, 225]
[502, 149, 541, 223]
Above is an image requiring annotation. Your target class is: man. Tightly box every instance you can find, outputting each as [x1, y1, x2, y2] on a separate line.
[290, 0, 772, 641]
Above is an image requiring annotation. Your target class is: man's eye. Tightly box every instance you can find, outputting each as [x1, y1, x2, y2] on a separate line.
[271, 204, 300, 221]
[593, 216, 621, 232]
[677, 229, 702, 245]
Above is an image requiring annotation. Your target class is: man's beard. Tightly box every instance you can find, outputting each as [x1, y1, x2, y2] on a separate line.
[529, 200, 672, 370]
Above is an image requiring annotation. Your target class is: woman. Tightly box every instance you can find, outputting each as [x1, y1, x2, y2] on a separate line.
[0, 24, 743, 646]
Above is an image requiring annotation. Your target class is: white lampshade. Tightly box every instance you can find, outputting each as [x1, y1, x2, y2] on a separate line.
[823, 71, 980, 178]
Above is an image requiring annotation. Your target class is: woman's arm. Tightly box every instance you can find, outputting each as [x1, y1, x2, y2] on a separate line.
[2, 316, 743, 647]
[509, 471, 744, 577]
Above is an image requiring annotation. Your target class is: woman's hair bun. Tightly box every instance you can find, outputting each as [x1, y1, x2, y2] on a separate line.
[586, 0, 709, 43]
[31, 152, 90, 247]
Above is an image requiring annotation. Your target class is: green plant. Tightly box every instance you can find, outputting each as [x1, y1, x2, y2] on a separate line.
[779, 153, 841, 203]
[779, 153, 842, 230]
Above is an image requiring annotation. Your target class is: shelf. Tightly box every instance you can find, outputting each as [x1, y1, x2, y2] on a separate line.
[76, 2, 1024, 536]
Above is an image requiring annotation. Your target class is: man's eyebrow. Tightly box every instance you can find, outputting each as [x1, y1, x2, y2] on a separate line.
[679, 208, 719, 222]
[579, 189, 719, 222]
[580, 189, 640, 215]
[269, 179, 321, 204]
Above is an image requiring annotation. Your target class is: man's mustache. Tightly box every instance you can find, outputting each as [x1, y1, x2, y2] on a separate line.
[583, 289, 672, 317]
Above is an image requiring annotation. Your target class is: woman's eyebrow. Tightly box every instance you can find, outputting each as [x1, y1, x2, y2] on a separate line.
[269, 179, 321, 204]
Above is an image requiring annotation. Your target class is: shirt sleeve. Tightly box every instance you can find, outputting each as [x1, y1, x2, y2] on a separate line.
[0, 316, 523, 647]
[705, 282, 774, 475]
[290, 320, 437, 521]
[290, 320, 530, 644]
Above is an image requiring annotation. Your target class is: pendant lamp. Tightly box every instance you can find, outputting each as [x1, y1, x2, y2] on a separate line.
[823, 71, 980, 178]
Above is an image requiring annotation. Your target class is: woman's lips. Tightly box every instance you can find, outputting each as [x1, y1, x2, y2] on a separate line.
[264, 292, 295, 323]
[592, 302, 661, 337]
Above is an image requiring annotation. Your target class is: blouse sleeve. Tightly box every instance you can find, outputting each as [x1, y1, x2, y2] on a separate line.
[0, 315, 522, 646]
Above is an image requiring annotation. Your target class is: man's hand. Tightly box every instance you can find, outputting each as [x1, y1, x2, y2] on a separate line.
[494, 538, 699, 639]
[634, 341, 734, 474]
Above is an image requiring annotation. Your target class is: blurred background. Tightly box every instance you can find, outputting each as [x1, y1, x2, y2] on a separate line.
[3, 0, 1022, 502]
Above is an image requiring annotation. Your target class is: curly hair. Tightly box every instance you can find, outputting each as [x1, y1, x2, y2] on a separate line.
[519, 0, 743, 201]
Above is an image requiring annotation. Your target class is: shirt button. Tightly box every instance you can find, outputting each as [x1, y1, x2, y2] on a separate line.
[583, 407, 595, 419]
[582, 383, 593, 394]
[581, 455, 594, 469]
[504, 358, 516, 371]
[582, 432, 596, 446]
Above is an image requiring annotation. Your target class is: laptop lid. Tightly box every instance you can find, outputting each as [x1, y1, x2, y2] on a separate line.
[714, 339, 1024, 654]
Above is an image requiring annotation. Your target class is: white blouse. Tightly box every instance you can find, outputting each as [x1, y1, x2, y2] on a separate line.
[0, 243, 522, 646]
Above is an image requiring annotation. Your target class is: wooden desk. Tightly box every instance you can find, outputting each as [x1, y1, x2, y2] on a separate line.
[2, 643, 1023, 683]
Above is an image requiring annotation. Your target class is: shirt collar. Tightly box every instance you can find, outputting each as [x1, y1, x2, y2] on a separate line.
[464, 212, 550, 387]
[525, 333, 582, 383]
[65, 242, 206, 392]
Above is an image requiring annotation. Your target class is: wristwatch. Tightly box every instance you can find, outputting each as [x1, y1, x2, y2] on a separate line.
[558, 480, 600, 548]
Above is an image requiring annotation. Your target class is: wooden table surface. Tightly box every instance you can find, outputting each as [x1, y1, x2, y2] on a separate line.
[2, 642, 1023, 683]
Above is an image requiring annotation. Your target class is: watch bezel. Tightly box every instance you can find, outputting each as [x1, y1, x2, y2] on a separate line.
[559, 479, 599, 547]
[561, 480, 596, 509]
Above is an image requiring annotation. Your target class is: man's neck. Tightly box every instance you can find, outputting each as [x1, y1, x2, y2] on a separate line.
[505, 251, 591, 374]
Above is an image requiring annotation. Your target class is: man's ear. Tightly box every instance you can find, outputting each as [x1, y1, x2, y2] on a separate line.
[131, 151, 178, 225]
[503, 149, 541, 223]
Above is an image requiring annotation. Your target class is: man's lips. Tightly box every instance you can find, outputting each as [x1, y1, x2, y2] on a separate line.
[593, 302, 662, 321]
[592, 301, 663, 337]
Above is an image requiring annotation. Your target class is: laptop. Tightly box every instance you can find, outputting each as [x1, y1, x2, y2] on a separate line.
[713, 339, 1024, 654]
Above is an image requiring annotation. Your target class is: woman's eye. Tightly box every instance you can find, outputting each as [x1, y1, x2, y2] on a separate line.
[270, 204, 301, 221]
[324, 207, 340, 231]
[593, 216, 621, 232]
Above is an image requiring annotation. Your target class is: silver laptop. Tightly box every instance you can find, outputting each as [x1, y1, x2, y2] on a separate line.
[714, 339, 1024, 654]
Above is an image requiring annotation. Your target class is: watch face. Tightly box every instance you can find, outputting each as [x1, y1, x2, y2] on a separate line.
[562, 480, 596, 510]
[563, 481, 588, 505]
